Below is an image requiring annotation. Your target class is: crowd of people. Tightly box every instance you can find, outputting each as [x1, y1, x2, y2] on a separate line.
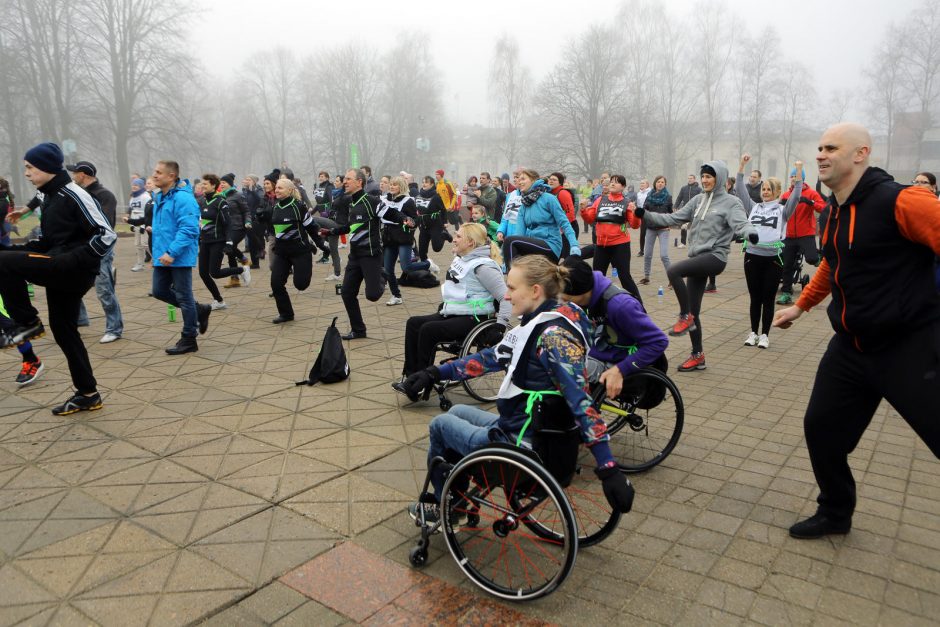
[1, 122, 939, 540]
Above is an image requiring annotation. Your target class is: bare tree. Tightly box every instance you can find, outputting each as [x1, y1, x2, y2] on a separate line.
[779, 62, 817, 168]
[618, 0, 659, 179]
[900, 0, 940, 170]
[695, 4, 737, 160]
[244, 48, 297, 169]
[530, 25, 627, 178]
[734, 26, 780, 170]
[488, 34, 531, 169]
[864, 27, 904, 170]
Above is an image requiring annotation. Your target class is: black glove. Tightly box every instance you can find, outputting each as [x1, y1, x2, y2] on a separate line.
[400, 366, 441, 402]
[633, 206, 645, 219]
[747, 232, 760, 245]
[479, 323, 507, 347]
[595, 465, 634, 513]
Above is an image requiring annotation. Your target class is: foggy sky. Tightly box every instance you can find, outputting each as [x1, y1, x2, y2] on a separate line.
[202, 0, 909, 126]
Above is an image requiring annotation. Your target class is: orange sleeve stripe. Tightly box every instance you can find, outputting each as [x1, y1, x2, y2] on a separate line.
[795, 257, 832, 312]
[895, 187, 940, 255]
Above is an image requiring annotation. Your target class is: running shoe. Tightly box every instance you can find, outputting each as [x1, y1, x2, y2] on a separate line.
[240, 264, 251, 287]
[2, 320, 45, 347]
[210, 300, 228, 311]
[705, 284, 718, 294]
[318, 254, 331, 264]
[131, 264, 143, 272]
[428, 260, 441, 275]
[99, 332, 120, 344]
[51, 391, 103, 415]
[324, 273, 341, 282]
[776, 293, 793, 305]
[639, 277, 650, 285]
[757, 334, 770, 349]
[668, 314, 696, 337]
[677, 352, 706, 372]
[16, 360, 44, 386]
[744, 331, 759, 346]
[386, 296, 403, 306]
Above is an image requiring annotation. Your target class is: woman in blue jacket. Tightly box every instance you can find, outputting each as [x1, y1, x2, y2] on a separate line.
[501, 169, 580, 268]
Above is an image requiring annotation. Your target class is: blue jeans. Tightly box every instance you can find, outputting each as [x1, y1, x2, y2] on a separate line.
[383, 244, 429, 297]
[643, 229, 671, 278]
[77, 249, 123, 335]
[151, 265, 198, 337]
[428, 404, 505, 498]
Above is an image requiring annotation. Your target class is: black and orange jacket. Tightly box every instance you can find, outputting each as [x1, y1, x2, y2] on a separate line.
[796, 167, 940, 351]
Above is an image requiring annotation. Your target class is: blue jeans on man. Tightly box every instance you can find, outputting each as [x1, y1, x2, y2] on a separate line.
[77, 249, 123, 336]
[151, 266, 198, 337]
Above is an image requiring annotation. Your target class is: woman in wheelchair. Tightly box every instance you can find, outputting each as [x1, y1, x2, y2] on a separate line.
[560, 257, 669, 398]
[394, 223, 511, 381]
[396, 255, 635, 524]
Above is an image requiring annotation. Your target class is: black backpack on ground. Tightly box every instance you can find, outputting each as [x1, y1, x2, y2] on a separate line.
[398, 269, 440, 288]
[296, 317, 350, 385]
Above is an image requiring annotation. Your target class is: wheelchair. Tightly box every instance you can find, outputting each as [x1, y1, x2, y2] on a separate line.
[430, 316, 508, 411]
[409, 428, 622, 600]
[591, 367, 684, 473]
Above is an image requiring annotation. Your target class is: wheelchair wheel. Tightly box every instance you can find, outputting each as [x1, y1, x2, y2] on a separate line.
[440, 447, 577, 601]
[460, 319, 506, 403]
[521, 445, 620, 548]
[596, 369, 683, 473]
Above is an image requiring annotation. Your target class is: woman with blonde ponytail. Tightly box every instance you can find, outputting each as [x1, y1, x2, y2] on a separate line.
[397, 254, 636, 525]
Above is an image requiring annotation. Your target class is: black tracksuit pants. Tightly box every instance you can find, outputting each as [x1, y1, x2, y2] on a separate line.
[804, 323, 940, 521]
[591, 242, 642, 303]
[418, 216, 450, 261]
[403, 312, 479, 375]
[0, 250, 98, 393]
[341, 251, 385, 334]
[667, 253, 727, 354]
[270, 248, 312, 318]
[199, 241, 242, 303]
[780, 235, 819, 293]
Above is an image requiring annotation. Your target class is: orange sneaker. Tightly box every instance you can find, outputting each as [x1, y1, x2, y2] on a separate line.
[669, 314, 696, 336]
[677, 352, 706, 372]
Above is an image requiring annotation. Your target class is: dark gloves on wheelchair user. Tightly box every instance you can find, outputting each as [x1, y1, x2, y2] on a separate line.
[396, 366, 441, 402]
[479, 323, 507, 347]
[595, 465, 635, 513]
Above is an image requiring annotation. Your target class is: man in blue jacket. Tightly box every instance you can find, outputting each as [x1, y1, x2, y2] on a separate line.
[149, 160, 211, 354]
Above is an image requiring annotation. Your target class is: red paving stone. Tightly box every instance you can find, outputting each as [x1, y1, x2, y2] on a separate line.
[280, 542, 551, 625]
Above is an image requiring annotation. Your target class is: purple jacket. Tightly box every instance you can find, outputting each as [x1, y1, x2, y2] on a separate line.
[587, 272, 668, 375]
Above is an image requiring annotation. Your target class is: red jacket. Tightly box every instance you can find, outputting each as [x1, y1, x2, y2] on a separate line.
[551, 186, 576, 222]
[780, 183, 826, 238]
[580, 193, 640, 246]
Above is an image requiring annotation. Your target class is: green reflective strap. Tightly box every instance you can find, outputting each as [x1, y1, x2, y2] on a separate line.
[349, 222, 364, 234]
[200, 219, 211, 227]
[273, 223, 290, 234]
[515, 390, 563, 447]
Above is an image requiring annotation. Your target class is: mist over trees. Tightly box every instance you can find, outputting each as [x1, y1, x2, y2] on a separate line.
[0, 0, 937, 200]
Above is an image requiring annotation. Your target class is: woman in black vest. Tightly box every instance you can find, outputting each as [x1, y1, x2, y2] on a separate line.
[269, 178, 316, 323]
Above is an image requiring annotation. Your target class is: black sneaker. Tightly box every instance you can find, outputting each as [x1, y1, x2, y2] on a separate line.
[3, 320, 45, 347]
[51, 391, 103, 416]
[408, 501, 440, 526]
[197, 303, 211, 335]
[15, 360, 44, 386]
[789, 513, 851, 539]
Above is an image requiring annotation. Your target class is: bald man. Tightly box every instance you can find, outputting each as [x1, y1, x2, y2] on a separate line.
[773, 123, 940, 539]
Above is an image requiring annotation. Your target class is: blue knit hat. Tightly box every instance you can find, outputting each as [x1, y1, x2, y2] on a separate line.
[24, 142, 65, 174]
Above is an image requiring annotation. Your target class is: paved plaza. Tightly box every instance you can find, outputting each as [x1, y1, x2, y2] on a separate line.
[0, 233, 937, 626]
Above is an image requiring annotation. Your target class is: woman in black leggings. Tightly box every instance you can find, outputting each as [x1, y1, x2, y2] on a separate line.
[735, 154, 803, 349]
[197, 174, 251, 310]
[635, 160, 756, 372]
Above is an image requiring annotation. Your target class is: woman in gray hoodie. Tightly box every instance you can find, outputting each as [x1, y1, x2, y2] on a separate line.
[635, 160, 757, 372]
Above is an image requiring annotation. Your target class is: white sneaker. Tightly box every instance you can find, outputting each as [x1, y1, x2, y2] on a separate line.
[744, 331, 759, 346]
[324, 273, 341, 282]
[210, 300, 228, 310]
[240, 265, 251, 287]
[130, 264, 143, 272]
[386, 296, 403, 306]
[99, 332, 121, 344]
[757, 334, 770, 349]
[428, 260, 440, 275]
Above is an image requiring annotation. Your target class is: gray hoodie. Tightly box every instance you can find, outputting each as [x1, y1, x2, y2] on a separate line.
[641, 160, 755, 263]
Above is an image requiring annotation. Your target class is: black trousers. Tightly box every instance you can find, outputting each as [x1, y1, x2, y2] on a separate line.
[638, 222, 647, 254]
[502, 236, 561, 270]
[247, 225, 265, 266]
[418, 216, 450, 260]
[270, 247, 312, 318]
[744, 252, 783, 335]
[666, 253, 727, 354]
[780, 235, 819, 293]
[804, 324, 940, 520]
[0, 250, 98, 393]
[403, 312, 479, 375]
[592, 242, 642, 303]
[198, 240, 241, 302]
[226, 228, 247, 268]
[570, 220, 580, 238]
[341, 252, 385, 334]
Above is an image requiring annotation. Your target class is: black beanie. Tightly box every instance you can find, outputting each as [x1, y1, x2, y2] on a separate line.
[563, 257, 594, 295]
[700, 164, 716, 178]
[221, 172, 236, 187]
[264, 169, 281, 185]
[24, 142, 65, 174]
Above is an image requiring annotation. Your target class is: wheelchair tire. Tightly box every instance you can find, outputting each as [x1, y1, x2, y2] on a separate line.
[595, 369, 683, 473]
[441, 447, 577, 601]
[459, 318, 506, 403]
